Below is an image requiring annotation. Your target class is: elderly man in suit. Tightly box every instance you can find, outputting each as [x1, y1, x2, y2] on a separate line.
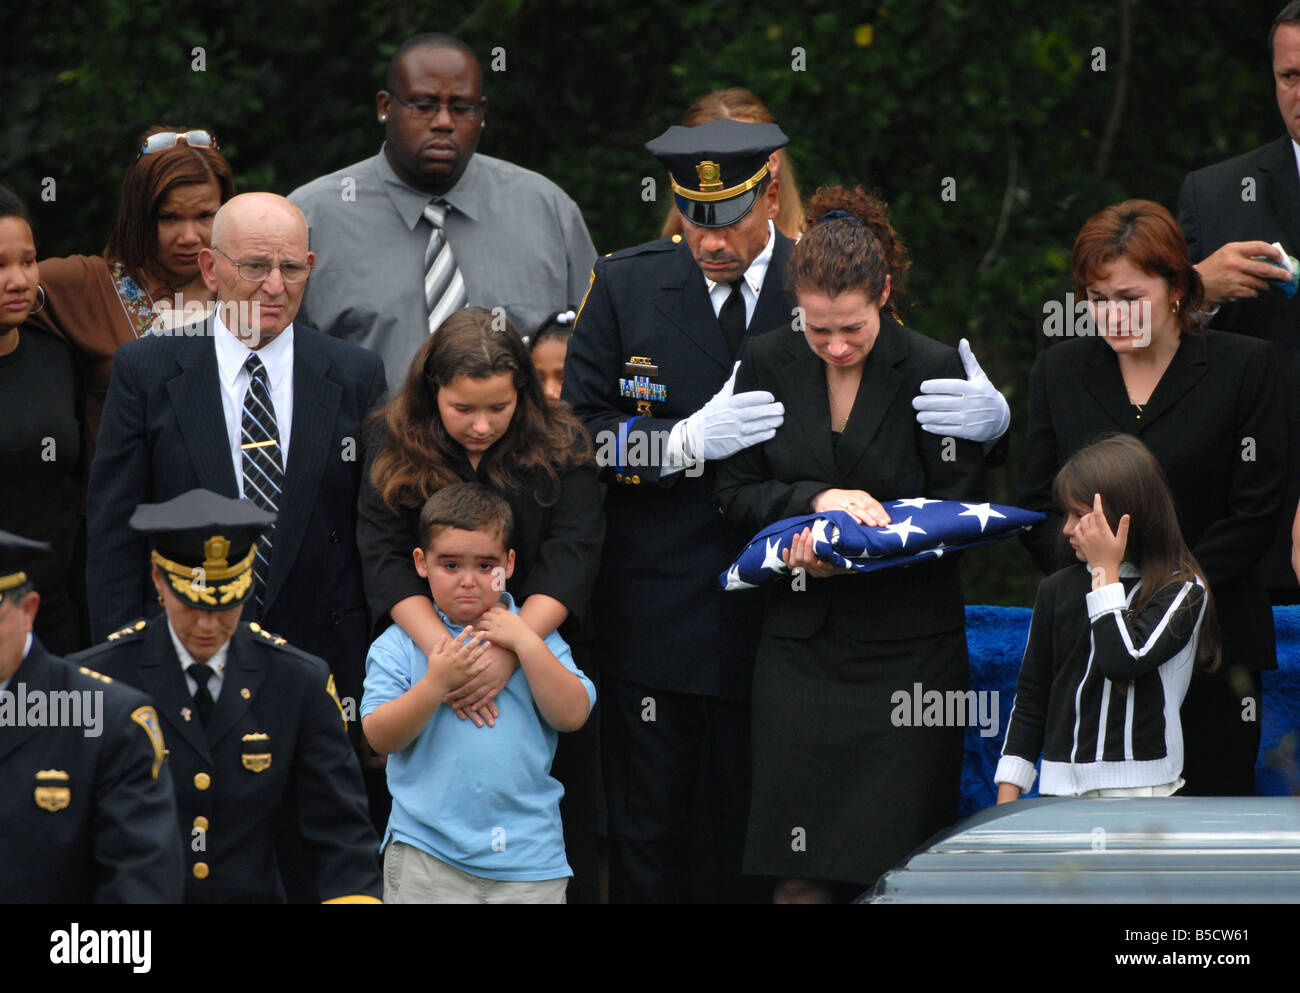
[85, 192, 387, 794]
[0, 529, 183, 903]
[1178, 1, 1300, 600]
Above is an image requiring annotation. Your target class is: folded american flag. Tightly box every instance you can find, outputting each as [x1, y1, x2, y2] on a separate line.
[720, 499, 1045, 590]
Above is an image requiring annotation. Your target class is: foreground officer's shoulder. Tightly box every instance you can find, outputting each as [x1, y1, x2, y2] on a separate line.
[72, 619, 149, 666]
[601, 236, 681, 266]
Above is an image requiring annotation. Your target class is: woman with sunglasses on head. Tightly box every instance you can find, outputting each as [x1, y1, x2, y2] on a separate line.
[27, 126, 234, 454]
[0, 186, 84, 653]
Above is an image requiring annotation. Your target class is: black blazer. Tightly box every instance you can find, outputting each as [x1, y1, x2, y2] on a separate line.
[0, 638, 183, 903]
[562, 233, 796, 696]
[1017, 330, 1286, 671]
[715, 315, 985, 642]
[84, 318, 388, 712]
[73, 619, 381, 904]
[357, 440, 604, 637]
[1178, 135, 1300, 589]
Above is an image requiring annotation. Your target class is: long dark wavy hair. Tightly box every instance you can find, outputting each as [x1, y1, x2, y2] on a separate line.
[369, 307, 593, 511]
[1052, 433, 1219, 671]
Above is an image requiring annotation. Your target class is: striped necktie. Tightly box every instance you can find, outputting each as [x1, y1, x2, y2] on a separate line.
[240, 353, 282, 614]
[423, 200, 467, 335]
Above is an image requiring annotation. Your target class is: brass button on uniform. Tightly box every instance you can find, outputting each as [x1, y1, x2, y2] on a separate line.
[631, 475, 641, 484]
[615, 473, 624, 483]
[194, 772, 211, 791]
[192, 862, 210, 880]
[193, 816, 209, 831]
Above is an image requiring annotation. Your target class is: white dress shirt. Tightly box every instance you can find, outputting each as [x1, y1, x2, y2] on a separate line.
[213, 310, 295, 497]
[704, 220, 776, 328]
[663, 221, 778, 473]
[0, 633, 33, 691]
[168, 620, 229, 703]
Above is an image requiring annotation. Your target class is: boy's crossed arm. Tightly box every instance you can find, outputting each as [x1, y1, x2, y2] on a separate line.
[475, 605, 591, 732]
[363, 628, 492, 754]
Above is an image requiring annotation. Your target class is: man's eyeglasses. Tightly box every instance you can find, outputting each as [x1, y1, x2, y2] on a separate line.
[386, 93, 484, 122]
[138, 130, 219, 159]
[212, 246, 311, 283]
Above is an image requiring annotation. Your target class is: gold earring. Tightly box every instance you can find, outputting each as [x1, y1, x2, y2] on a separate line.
[1172, 298, 1181, 315]
[157, 594, 165, 605]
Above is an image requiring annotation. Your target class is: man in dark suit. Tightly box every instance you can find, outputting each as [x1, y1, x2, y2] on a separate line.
[0, 529, 183, 903]
[74, 491, 381, 903]
[1177, 1, 1300, 598]
[86, 192, 387, 737]
[563, 121, 1008, 902]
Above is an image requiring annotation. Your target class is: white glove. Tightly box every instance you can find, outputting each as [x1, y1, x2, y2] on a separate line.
[683, 361, 785, 462]
[912, 339, 1010, 444]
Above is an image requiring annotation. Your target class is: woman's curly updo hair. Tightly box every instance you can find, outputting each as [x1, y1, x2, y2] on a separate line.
[787, 186, 909, 318]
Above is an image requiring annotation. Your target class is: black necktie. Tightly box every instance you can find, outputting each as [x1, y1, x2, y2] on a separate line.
[718, 279, 746, 357]
[187, 663, 214, 727]
[241, 353, 282, 615]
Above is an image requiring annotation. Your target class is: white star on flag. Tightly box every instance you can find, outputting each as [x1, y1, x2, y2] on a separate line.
[892, 497, 940, 510]
[923, 541, 948, 558]
[881, 515, 926, 547]
[724, 564, 757, 590]
[810, 518, 832, 550]
[959, 502, 1006, 532]
[761, 538, 788, 574]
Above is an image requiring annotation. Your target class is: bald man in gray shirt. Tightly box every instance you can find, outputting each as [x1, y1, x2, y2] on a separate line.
[290, 33, 596, 389]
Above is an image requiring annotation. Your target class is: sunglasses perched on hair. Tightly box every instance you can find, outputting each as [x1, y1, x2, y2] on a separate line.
[138, 130, 219, 158]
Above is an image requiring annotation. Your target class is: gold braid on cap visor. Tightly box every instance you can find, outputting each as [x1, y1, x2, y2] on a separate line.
[670, 161, 770, 202]
[0, 570, 28, 593]
[152, 544, 256, 607]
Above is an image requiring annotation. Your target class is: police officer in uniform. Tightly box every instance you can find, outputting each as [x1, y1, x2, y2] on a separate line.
[563, 121, 795, 903]
[0, 529, 183, 902]
[564, 120, 1012, 903]
[74, 489, 382, 904]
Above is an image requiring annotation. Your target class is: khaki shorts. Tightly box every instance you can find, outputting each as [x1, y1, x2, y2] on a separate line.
[383, 840, 568, 904]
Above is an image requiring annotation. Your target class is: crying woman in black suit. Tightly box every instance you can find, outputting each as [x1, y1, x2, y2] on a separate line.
[715, 187, 987, 902]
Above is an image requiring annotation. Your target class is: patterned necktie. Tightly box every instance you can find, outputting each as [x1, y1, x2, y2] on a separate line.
[187, 663, 214, 727]
[718, 278, 747, 357]
[241, 353, 282, 613]
[423, 200, 467, 335]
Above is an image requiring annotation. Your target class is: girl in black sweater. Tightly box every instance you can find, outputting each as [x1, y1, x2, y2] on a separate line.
[997, 435, 1217, 800]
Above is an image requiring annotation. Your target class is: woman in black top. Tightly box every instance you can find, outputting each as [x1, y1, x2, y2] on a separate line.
[0, 186, 83, 652]
[716, 188, 985, 901]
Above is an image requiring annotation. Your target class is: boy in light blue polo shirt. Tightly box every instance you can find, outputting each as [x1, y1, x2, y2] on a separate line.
[360, 483, 594, 903]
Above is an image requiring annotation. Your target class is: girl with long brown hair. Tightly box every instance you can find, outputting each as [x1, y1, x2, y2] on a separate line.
[998, 434, 1215, 802]
[360, 308, 599, 720]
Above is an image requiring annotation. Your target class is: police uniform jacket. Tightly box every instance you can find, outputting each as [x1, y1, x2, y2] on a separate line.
[74, 618, 381, 904]
[561, 232, 794, 697]
[0, 636, 183, 903]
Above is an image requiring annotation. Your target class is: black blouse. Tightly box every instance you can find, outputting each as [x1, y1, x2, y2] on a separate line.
[356, 439, 604, 636]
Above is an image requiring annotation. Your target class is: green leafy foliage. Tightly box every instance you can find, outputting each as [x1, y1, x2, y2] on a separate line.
[3, 0, 1286, 602]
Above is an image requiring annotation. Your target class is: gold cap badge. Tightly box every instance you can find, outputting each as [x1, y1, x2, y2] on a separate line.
[696, 160, 723, 192]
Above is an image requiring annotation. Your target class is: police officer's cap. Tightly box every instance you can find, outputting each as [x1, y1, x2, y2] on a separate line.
[645, 119, 789, 229]
[0, 530, 51, 603]
[130, 489, 275, 612]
